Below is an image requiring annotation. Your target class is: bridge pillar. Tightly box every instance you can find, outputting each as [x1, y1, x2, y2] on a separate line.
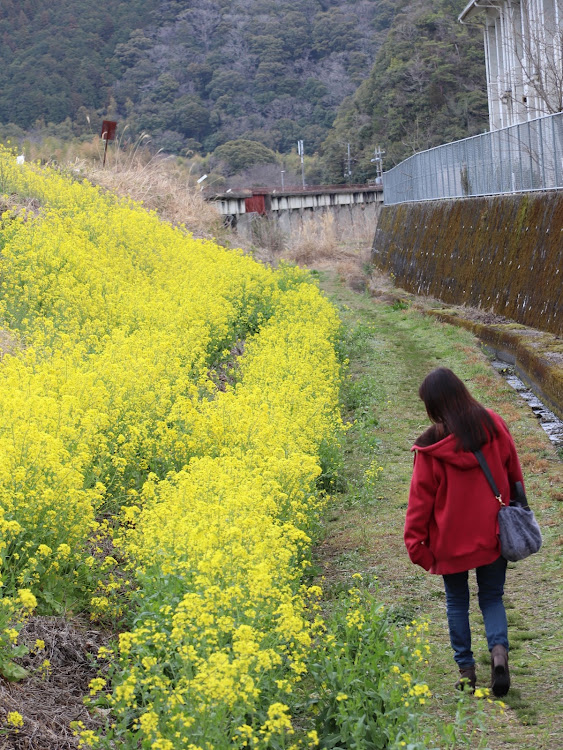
[208, 185, 383, 245]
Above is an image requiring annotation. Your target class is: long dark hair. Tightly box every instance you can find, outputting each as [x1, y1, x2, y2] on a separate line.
[418, 367, 497, 452]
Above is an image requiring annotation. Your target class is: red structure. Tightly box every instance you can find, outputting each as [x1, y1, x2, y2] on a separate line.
[244, 194, 266, 214]
[244, 192, 272, 215]
[100, 120, 118, 167]
[100, 120, 117, 141]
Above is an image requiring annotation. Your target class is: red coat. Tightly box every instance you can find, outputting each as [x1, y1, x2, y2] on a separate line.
[404, 411, 524, 575]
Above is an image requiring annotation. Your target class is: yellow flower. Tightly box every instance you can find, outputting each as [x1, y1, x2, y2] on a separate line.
[336, 692, 349, 702]
[4, 628, 18, 644]
[307, 729, 320, 746]
[17, 589, 37, 610]
[139, 711, 159, 735]
[412, 683, 431, 697]
[6, 711, 24, 728]
[261, 702, 294, 736]
[474, 687, 490, 699]
[152, 741, 174, 750]
[40, 659, 52, 676]
[78, 729, 100, 748]
[0, 148, 344, 747]
[236, 724, 254, 740]
[88, 677, 107, 696]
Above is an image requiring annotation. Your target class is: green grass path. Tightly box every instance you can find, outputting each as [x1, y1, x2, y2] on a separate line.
[316, 273, 562, 749]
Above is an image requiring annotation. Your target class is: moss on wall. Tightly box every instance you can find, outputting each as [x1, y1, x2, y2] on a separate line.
[372, 193, 563, 336]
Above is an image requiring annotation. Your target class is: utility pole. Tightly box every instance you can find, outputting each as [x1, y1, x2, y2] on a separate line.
[345, 142, 352, 183]
[297, 140, 306, 189]
[371, 146, 385, 184]
[281, 169, 285, 191]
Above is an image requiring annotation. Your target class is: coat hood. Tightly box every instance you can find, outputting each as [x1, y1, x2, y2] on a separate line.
[412, 410, 508, 469]
[411, 432, 480, 469]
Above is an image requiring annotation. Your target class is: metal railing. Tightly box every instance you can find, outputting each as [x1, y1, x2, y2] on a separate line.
[382, 111, 563, 204]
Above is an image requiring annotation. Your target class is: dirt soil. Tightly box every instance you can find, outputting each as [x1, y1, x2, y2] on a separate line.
[0, 618, 108, 750]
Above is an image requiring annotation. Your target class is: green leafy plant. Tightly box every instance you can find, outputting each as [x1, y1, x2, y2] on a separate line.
[307, 581, 430, 748]
[306, 578, 494, 749]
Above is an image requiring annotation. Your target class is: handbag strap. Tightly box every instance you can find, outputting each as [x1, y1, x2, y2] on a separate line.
[473, 450, 503, 505]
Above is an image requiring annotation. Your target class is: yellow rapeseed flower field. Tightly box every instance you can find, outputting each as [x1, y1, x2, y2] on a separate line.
[0, 147, 343, 748]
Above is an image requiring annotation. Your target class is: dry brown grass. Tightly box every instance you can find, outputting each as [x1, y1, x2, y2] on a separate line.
[283, 213, 339, 264]
[284, 212, 375, 265]
[15, 134, 222, 239]
[0, 329, 20, 358]
[0, 194, 42, 218]
[281, 213, 375, 292]
[79, 142, 222, 238]
[519, 452, 552, 473]
[3, 142, 224, 248]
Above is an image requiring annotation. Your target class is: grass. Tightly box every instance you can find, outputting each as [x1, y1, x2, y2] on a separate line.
[314, 271, 563, 750]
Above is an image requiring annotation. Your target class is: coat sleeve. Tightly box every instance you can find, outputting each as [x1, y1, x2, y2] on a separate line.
[404, 451, 436, 572]
[499, 416, 525, 494]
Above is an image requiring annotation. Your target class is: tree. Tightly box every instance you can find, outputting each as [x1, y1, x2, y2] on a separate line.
[114, 30, 153, 68]
[312, 11, 359, 57]
[186, 63, 214, 95]
[0, 0, 421, 159]
[170, 96, 211, 140]
[206, 70, 247, 100]
[155, 73, 180, 103]
[211, 139, 278, 175]
[179, 2, 223, 54]
[319, 0, 488, 177]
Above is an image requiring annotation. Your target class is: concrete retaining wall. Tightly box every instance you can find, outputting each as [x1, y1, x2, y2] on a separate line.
[372, 192, 563, 336]
[237, 201, 381, 244]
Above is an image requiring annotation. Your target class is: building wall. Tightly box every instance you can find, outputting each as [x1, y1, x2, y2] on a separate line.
[463, 0, 563, 129]
[372, 192, 563, 335]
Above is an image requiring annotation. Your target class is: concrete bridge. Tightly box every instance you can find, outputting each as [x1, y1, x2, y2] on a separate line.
[205, 184, 383, 238]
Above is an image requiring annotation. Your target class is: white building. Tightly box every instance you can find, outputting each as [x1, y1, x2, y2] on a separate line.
[459, 0, 563, 130]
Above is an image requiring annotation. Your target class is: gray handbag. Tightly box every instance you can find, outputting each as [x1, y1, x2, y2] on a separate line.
[474, 450, 542, 562]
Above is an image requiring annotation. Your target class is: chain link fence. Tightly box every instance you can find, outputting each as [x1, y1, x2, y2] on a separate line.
[383, 111, 563, 205]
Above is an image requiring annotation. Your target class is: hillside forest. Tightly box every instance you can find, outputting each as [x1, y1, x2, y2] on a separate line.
[1, 0, 489, 183]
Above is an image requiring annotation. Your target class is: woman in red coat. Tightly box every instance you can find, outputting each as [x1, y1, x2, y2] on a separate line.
[404, 368, 524, 696]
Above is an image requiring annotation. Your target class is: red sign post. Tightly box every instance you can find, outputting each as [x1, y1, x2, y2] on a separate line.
[100, 120, 117, 167]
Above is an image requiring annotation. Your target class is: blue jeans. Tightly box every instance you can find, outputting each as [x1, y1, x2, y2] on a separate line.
[442, 556, 508, 668]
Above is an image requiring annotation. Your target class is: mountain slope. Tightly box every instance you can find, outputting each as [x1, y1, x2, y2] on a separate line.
[321, 0, 488, 179]
[0, 0, 158, 129]
[1, 0, 488, 175]
[1, 0, 400, 155]
[111, 0, 400, 154]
